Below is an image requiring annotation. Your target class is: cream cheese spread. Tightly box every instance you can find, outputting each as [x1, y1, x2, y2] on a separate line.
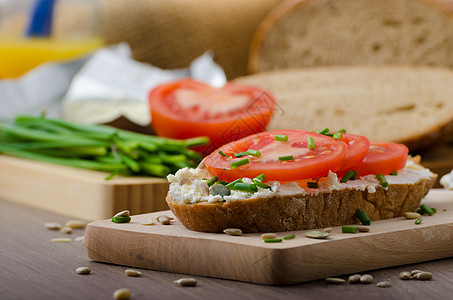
[440, 169, 453, 190]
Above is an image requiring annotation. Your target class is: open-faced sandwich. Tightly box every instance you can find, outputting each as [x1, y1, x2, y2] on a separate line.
[166, 129, 437, 233]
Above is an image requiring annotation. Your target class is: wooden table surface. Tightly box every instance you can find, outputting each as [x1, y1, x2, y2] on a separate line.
[1, 198, 453, 300]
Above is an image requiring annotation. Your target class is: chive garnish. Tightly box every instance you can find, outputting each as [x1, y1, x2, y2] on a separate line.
[254, 174, 266, 182]
[432, 208, 437, 213]
[231, 183, 258, 193]
[332, 132, 342, 140]
[338, 129, 346, 133]
[278, 155, 294, 162]
[234, 152, 248, 158]
[376, 173, 388, 188]
[264, 238, 283, 243]
[218, 150, 227, 157]
[247, 149, 261, 157]
[225, 178, 243, 189]
[350, 171, 358, 180]
[230, 158, 250, 169]
[317, 128, 330, 135]
[111, 216, 131, 223]
[275, 134, 288, 142]
[415, 217, 423, 225]
[342, 226, 357, 233]
[206, 176, 219, 187]
[420, 204, 434, 216]
[218, 181, 229, 185]
[307, 182, 319, 188]
[253, 180, 271, 189]
[283, 234, 295, 240]
[307, 137, 315, 150]
[390, 171, 398, 176]
[340, 170, 355, 183]
[356, 209, 371, 225]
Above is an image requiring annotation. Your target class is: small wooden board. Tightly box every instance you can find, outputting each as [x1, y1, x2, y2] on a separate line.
[84, 189, 453, 285]
[0, 155, 169, 221]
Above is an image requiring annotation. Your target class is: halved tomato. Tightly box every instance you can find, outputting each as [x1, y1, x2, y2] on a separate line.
[349, 141, 409, 176]
[337, 133, 370, 171]
[204, 130, 348, 182]
[148, 79, 276, 154]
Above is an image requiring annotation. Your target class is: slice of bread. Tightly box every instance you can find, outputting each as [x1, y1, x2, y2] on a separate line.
[248, 0, 453, 73]
[166, 164, 437, 233]
[234, 66, 453, 152]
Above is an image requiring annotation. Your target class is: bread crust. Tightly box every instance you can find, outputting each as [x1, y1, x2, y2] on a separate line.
[167, 175, 437, 233]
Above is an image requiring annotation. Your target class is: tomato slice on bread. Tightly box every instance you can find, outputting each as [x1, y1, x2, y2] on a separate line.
[347, 141, 409, 176]
[337, 133, 370, 171]
[204, 130, 348, 182]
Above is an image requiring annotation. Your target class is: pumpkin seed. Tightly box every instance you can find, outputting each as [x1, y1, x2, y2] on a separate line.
[65, 220, 86, 229]
[377, 281, 391, 288]
[403, 212, 421, 219]
[113, 288, 131, 300]
[113, 210, 130, 218]
[323, 227, 333, 233]
[209, 183, 231, 198]
[410, 269, 424, 276]
[357, 226, 370, 232]
[45, 222, 61, 230]
[125, 269, 142, 277]
[51, 238, 72, 243]
[60, 226, 72, 234]
[414, 272, 432, 280]
[305, 230, 330, 239]
[174, 277, 197, 287]
[76, 267, 91, 275]
[360, 274, 374, 284]
[74, 236, 84, 242]
[223, 228, 242, 236]
[156, 215, 171, 225]
[348, 274, 361, 283]
[399, 271, 411, 280]
[261, 233, 277, 239]
[140, 220, 155, 225]
[325, 277, 345, 284]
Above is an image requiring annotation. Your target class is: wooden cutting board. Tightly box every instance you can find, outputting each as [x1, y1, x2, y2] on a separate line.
[84, 189, 453, 285]
[0, 155, 169, 221]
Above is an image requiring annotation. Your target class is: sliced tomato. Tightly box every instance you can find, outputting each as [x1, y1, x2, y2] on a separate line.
[349, 141, 409, 176]
[204, 130, 348, 182]
[148, 79, 276, 154]
[337, 133, 370, 171]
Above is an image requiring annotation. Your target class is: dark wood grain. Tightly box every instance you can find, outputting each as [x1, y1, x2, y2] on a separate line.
[1, 198, 452, 300]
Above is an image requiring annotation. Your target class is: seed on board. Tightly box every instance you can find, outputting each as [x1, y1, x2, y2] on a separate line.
[348, 274, 361, 283]
[45, 222, 61, 230]
[125, 269, 142, 277]
[360, 274, 374, 284]
[51, 238, 72, 243]
[113, 210, 130, 218]
[305, 230, 330, 239]
[60, 226, 73, 234]
[324, 227, 333, 233]
[74, 236, 84, 242]
[261, 233, 277, 240]
[140, 220, 155, 226]
[410, 269, 424, 276]
[113, 288, 131, 300]
[76, 267, 91, 275]
[174, 277, 197, 287]
[223, 228, 242, 236]
[357, 226, 370, 232]
[377, 281, 391, 288]
[399, 271, 411, 280]
[156, 215, 171, 225]
[414, 272, 433, 280]
[403, 212, 421, 219]
[325, 277, 345, 284]
[65, 220, 86, 229]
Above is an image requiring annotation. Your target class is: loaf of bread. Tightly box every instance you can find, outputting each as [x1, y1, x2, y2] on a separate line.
[248, 0, 453, 73]
[166, 161, 437, 233]
[234, 66, 453, 152]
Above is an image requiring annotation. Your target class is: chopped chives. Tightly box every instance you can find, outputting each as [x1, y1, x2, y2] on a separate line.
[283, 234, 295, 240]
[247, 149, 261, 157]
[275, 134, 288, 142]
[225, 178, 243, 189]
[253, 180, 271, 189]
[307, 137, 315, 150]
[332, 133, 342, 140]
[376, 173, 388, 188]
[231, 183, 258, 193]
[278, 155, 294, 162]
[218, 150, 227, 157]
[390, 171, 398, 176]
[342, 226, 357, 233]
[254, 174, 266, 182]
[350, 171, 358, 180]
[432, 208, 437, 213]
[111, 216, 131, 223]
[317, 128, 330, 135]
[264, 238, 283, 243]
[340, 170, 356, 183]
[218, 180, 229, 185]
[206, 176, 219, 187]
[338, 129, 346, 133]
[415, 217, 423, 225]
[230, 158, 250, 169]
[356, 209, 371, 225]
[234, 152, 248, 158]
[307, 182, 319, 188]
[420, 204, 434, 216]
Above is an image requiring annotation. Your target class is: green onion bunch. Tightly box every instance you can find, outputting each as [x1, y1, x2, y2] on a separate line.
[0, 115, 209, 179]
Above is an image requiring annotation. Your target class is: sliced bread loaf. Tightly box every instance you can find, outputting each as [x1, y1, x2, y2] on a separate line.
[234, 66, 453, 152]
[248, 0, 453, 73]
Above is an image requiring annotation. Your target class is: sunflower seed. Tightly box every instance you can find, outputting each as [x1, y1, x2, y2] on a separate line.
[261, 233, 277, 239]
[377, 281, 391, 288]
[323, 227, 333, 233]
[140, 220, 155, 226]
[51, 238, 72, 243]
[360, 274, 374, 284]
[174, 277, 197, 287]
[125, 269, 142, 277]
[45, 222, 61, 230]
[60, 226, 72, 234]
[113, 210, 130, 218]
[357, 226, 370, 232]
[411, 269, 424, 277]
[74, 236, 84, 242]
[223, 228, 242, 236]
[76, 267, 91, 274]
[113, 288, 131, 300]
[404, 212, 421, 219]
[65, 220, 86, 229]
[348, 274, 361, 283]
[325, 277, 345, 284]
[305, 230, 330, 239]
[156, 215, 171, 225]
[414, 272, 432, 280]
[400, 271, 411, 280]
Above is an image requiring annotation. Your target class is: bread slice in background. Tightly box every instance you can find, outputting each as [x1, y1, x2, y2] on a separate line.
[234, 66, 453, 152]
[248, 0, 453, 73]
